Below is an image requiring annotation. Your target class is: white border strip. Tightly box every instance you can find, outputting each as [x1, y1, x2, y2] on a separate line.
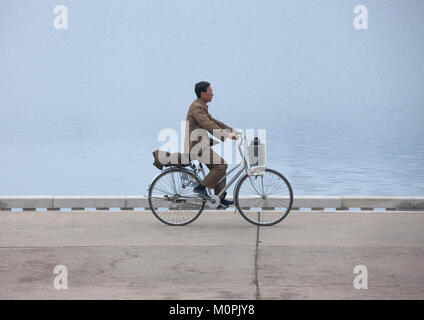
[0, 196, 423, 211]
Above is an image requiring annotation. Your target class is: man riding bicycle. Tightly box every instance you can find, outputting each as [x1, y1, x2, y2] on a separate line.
[184, 81, 238, 209]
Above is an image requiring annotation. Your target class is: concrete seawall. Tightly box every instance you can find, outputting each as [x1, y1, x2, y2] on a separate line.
[1, 196, 423, 212]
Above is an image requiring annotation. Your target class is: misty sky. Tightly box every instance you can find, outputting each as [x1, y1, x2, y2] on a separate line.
[1, 1, 423, 132]
[0, 0, 423, 195]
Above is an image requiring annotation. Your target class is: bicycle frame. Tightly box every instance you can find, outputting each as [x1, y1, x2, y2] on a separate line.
[192, 133, 266, 199]
[148, 132, 293, 226]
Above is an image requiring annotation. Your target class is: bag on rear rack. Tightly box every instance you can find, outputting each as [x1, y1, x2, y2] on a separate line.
[152, 149, 191, 170]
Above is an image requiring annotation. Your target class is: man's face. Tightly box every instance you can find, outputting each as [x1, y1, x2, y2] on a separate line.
[201, 86, 213, 103]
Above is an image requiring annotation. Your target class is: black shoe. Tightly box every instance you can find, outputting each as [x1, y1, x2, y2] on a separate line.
[193, 184, 211, 200]
[218, 198, 234, 209]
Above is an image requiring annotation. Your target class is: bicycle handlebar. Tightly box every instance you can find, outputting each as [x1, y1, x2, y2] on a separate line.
[235, 130, 245, 151]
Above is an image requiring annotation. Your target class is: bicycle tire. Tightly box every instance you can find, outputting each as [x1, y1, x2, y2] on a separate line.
[148, 167, 206, 226]
[234, 168, 293, 226]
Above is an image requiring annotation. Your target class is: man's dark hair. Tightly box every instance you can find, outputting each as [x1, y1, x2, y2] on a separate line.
[195, 81, 210, 98]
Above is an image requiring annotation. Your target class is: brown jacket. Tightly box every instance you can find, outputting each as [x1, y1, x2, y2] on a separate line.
[183, 98, 233, 156]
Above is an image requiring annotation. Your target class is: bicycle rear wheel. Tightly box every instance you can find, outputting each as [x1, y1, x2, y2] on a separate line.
[234, 168, 293, 226]
[148, 167, 205, 226]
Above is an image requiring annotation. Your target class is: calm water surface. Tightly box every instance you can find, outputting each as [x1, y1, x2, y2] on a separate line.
[1, 1, 423, 196]
[1, 101, 423, 196]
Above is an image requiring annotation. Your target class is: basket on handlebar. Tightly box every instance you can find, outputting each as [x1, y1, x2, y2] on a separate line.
[247, 137, 266, 168]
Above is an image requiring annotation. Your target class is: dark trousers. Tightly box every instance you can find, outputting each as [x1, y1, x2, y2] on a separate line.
[191, 147, 228, 200]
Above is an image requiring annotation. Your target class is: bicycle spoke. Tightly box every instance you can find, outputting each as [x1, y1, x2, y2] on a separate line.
[149, 168, 205, 226]
[235, 169, 293, 226]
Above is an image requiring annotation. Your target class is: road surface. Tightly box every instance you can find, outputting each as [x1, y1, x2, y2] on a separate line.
[0, 209, 423, 299]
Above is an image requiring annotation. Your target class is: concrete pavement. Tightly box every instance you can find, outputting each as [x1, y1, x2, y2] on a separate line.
[0, 209, 423, 299]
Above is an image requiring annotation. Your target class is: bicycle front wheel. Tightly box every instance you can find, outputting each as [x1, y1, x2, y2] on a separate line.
[234, 168, 293, 226]
[148, 168, 206, 226]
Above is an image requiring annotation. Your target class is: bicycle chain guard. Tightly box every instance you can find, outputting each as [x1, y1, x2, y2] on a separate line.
[207, 195, 221, 209]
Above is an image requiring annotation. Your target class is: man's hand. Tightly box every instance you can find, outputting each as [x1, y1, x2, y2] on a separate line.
[228, 130, 239, 140]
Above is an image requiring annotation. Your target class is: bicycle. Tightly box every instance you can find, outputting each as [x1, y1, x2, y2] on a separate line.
[148, 131, 293, 226]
